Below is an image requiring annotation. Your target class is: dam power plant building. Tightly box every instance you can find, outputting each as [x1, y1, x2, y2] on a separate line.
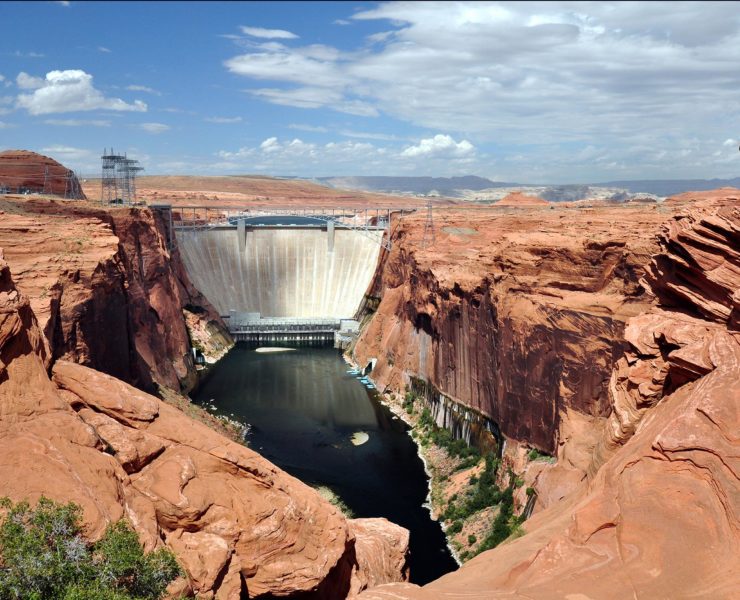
[169, 207, 392, 343]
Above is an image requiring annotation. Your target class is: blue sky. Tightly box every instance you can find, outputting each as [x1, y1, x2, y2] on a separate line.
[1, 0, 739, 183]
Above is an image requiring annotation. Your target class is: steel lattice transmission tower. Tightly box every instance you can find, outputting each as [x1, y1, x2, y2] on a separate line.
[118, 156, 144, 204]
[421, 198, 435, 248]
[101, 148, 124, 203]
[42, 166, 51, 195]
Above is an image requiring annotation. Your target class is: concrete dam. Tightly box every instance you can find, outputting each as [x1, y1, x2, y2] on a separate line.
[173, 211, 386, 341]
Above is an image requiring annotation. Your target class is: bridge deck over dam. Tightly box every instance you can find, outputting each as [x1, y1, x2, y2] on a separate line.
[167, 206, 402, 335]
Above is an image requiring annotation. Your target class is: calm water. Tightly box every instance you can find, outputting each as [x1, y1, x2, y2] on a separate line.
[193, 344, 457, 585]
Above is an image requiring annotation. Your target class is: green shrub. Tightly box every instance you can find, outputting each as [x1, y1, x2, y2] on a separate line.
[447, 521, 463, 535]
[0, 497, 181, 600]
[527, 448, 549, 461]
[467, 534, 477, 544]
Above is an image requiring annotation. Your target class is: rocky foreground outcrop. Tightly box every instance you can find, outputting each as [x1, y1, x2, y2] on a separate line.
[359, 194, 739, 598]
[0, 252, 409, 597]
[0, 196, 231, 393]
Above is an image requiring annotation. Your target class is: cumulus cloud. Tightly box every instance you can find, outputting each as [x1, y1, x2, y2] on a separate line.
[218, 136, 393, 174]
[16, 70, 146, 115]
[137, 122, 169, 134]
[240, 25, 298, 39]
[223, 1, 740, 179]
[16, 72, 44, 90]
[401, 134, 474, 158]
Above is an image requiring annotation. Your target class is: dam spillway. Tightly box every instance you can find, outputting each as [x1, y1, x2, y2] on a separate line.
[175, 223, 383, 322]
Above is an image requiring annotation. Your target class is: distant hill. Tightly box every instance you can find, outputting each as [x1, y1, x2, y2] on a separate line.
[318, 174, 740, 200]
[318, 175, 515, 195]
[595, 178, 740, 197]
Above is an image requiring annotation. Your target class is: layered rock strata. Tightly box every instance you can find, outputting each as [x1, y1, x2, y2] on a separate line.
[353, 204, 671, 453]
[0, 149, 86, 199]
[0, 196, 231, 393]
[359, 194, 739, 598]
[0, 252, 409, 597]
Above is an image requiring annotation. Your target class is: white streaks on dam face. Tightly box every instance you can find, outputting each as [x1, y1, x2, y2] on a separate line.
[176, 227, 382, 318]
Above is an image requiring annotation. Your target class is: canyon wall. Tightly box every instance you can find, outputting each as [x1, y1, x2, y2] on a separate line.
[0, 196, 232, 393]
[353, 205, 668, 453]
[0, 251, 409, 597]
[176, 226, 383, 319]
[360, 194, 739, 599]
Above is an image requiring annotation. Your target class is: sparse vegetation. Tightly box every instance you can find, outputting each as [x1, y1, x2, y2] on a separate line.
[0, 497, 181, 600]
[527, 447, 550, 461]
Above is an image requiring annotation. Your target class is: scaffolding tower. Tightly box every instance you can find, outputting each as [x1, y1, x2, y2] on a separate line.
[117, 156, 144, 204]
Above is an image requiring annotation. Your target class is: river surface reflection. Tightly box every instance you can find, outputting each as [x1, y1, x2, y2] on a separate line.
[193, 344, 457, 585]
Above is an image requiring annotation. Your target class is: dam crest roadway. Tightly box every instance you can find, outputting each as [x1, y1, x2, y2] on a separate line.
[160, 205, 409, 341]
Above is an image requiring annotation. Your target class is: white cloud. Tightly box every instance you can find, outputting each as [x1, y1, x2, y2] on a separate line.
[44, 118, 111, 127]
[240, 25, 298, 39]
[16, 70, 147, 115]
[126, 84, 161, 96]
[12, 50, 44, 58]
[98, 46, 111, 53]
[0, 121, 12, 129]
[288, 123, 328, 133]
[333, 19, 351, 26]
[41, 145, 92, 162]
[401, 134, 475, 159]
[137, 122, 169, 134]
[722, 138, 738, 147]
[222, 1, 740, 180]
[204, 116, 243, 123]
[56, 1, 70, 6]
[16, 72, 44, 90]
[340, 130, 403, 141]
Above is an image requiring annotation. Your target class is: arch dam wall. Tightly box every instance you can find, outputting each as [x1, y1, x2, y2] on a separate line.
[175, 226, 383, 319]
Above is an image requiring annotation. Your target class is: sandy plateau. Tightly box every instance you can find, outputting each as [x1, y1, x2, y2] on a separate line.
[81, 175, 437, 209]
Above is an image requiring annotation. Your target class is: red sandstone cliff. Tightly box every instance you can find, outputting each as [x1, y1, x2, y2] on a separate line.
[0, 250, 409, 597]
[353, 204, 669, 454]
[358, 194, 739, 599]
[0, 149, 86, 199]
[0, 195, 231, 393]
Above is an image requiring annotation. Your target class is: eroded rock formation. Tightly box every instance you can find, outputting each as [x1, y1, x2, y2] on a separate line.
[0, 196, 231, 393]
[0, 247, 409, 598]
[0, 149, 86, 198]
[358, 193, 739, 599]
[354, 204, 669, 453]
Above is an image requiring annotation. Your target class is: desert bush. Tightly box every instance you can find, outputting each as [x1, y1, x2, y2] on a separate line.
[0, 497, 180, 600]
